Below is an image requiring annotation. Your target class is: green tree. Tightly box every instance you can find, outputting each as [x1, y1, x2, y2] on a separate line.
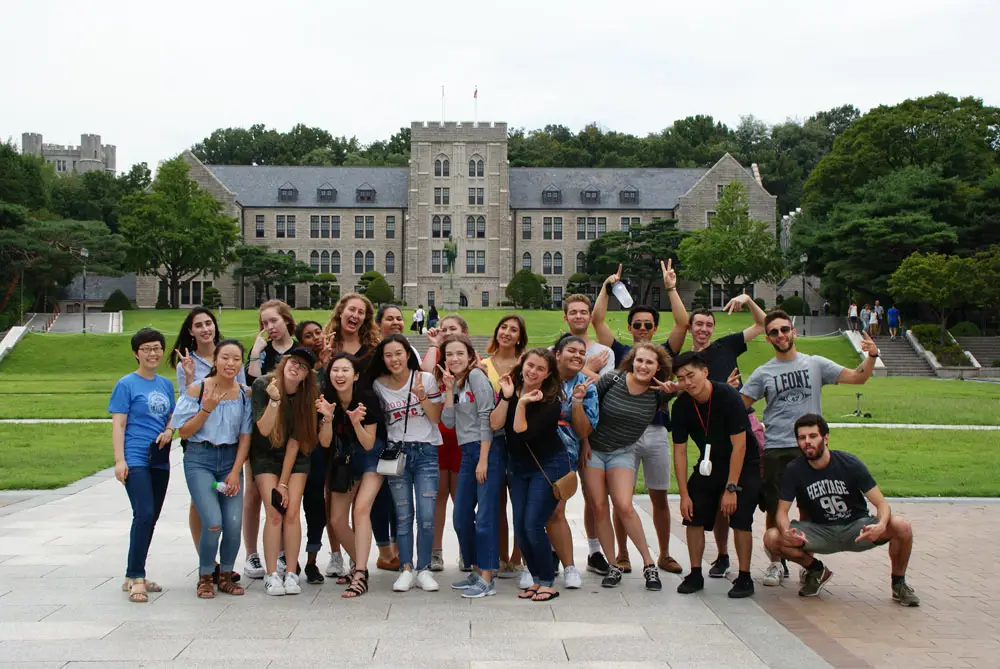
[309, 272, 339, 309]
[118, 162, 152, 193]
[366, 275, 394, 305]
[359, 270, 384, 293]
[505, 268, 547, 309]
[565, 272, 592, 296]
[677, 183, 783, 301]
[120, 157, 241, 308]
[233, 245, 314, 304]
[585, 218, 686, 304]
[0, 143, 49, 210]
[103, 289, 132, 311]
[888, 252, 985, 345]
[202, 286, 223, 309]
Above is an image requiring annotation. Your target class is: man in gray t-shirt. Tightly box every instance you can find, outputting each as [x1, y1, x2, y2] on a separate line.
[741, 310, 879, 587]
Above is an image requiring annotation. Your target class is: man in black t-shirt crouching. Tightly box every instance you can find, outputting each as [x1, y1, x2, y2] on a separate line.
[763, 414, 919, 606]
[671, 352, 761, 599]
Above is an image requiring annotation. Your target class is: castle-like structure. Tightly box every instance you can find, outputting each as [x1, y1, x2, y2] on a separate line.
[136, 121, 777, 310]
[21, 133, 117, 175]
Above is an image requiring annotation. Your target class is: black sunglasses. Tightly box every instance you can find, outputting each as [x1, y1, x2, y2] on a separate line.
[767, 325, 792, 337]
[631, 321, 655, 330]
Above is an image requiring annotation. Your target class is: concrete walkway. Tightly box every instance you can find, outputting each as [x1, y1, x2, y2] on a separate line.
[0, 451, 829, 669]
[46, 313, 115, 334]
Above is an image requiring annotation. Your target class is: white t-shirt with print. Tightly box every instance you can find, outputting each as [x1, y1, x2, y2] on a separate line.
[374, 371, 443, 445]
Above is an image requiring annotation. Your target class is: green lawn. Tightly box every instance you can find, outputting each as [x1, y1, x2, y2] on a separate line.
[0, 424, 114, 490]
[636, 428, 1000, 497]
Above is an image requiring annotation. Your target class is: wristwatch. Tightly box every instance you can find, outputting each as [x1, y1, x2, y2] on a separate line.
[726, 483, 742, 493]
[268, 399, 279, 407]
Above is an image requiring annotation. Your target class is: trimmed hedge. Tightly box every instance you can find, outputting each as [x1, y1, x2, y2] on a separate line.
[950, 321, 982, 337]
[102, 289, 133, 312]
[910, 324, 972, 366]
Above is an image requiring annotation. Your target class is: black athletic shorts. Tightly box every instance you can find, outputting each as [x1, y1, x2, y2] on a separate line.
[683, 469, 761, 532]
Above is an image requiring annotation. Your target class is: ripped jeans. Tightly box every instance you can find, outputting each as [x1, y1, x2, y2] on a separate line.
[183, 442, 244, 576]
[386, 441, 439, 571]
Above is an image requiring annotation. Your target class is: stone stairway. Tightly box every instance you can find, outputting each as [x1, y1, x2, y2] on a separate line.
[955, 337, 1000, 367]
[875, 336, 935, 377]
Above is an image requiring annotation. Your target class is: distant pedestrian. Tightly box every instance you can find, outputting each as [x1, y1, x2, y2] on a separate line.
[859, 305, 871, 335]
[848, 302, 859, 332]
[411, 305, 426, 333]
[873, 300, 885, 338]
[427, 305, 439, 329]
[868, 308, 879, 338]
[887, 305, 901, 340]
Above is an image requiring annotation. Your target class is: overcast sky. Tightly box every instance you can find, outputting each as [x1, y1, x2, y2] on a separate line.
[3, 0, 996, 173]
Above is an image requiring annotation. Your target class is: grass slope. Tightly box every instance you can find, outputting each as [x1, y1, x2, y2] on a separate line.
[0, 424, 114, 490]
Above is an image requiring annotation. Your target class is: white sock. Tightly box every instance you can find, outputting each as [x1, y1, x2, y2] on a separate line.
[587, 538, 601, 555]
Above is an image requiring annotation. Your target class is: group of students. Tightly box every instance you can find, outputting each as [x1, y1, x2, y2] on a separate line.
[110, 261, 920, 607]
[848, 299, 901, 340]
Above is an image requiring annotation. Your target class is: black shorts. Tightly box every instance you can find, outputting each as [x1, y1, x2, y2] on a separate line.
[684, 470, 761, 532]
[762, 447, 800, 515]
[250, 443, 311, 477]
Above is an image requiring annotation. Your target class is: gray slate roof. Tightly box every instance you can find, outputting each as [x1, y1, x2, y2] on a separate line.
[206, 165, 410, 208]
[60, 273, 137, 301]
[508, 167, 708, 210]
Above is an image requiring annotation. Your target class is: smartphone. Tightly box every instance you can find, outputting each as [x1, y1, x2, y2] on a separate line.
[270, 488, 287, 515]
[148, 439, 170, 467]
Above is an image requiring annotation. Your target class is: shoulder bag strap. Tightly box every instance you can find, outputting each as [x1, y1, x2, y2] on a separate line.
[402, 371, 415, 437]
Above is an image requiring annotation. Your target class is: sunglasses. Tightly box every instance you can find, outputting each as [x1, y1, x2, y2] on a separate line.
[767, 325, 792, 337]
[631, 321, 655, 330]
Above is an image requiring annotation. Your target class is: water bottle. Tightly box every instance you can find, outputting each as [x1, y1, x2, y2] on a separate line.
[610, 281, 633, 309]
[212, 481, 230, 494]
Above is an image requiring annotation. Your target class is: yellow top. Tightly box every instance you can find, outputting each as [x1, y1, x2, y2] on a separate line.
[481, 357, 502, 392]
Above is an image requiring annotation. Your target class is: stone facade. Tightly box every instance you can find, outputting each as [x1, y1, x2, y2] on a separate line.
[20, 132, 116, 175]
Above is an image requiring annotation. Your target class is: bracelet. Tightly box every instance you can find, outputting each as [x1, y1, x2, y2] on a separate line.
[278, 482, 288, 489]
[199, 408, 212, 415]
[500, 393, 512, 402]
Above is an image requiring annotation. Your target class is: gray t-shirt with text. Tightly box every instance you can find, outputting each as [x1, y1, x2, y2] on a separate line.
[741, 353, 844, 451]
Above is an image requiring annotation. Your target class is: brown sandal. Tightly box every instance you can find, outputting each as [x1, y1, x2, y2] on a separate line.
[342, 569, 369, 599]
[123, 577, 162, 593]
[217, 571, 244, 596]
[196, 574, 215, 599]
[128, 578, 148, 603]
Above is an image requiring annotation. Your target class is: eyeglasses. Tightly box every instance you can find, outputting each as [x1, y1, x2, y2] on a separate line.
[138, 346, 163, 354]
[631, 321, 655, 330]
[288, 360, 310, 372]
[767, 326, 792, 337]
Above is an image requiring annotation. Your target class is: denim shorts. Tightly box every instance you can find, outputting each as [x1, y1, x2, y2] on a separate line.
[350, 438, 386, 476]
[587, 445, 636, 472]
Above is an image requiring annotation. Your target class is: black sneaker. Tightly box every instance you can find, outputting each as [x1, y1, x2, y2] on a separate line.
[601, 564, 623, 588]
[587, 552, 610, 576]
[677, 572, 704, 594]
[708, 554, 730, 579]
[643, 564, 662, 591]
[781, 558, 790, 578]
[728, 573, 755, 599]
[799, 565, 833, 597]
[304, 563, 324, 585]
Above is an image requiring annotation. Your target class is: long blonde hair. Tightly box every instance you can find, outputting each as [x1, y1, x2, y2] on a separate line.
[263, 358, 319, 454]
[322, 293, 380, 353]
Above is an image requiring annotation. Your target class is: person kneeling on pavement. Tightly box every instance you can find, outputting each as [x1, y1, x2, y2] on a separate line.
[671, 352, 760, 599]
[763, 414, 919, 606]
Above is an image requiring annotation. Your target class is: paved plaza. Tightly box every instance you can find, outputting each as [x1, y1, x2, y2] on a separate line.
[0, 448, 994, 668]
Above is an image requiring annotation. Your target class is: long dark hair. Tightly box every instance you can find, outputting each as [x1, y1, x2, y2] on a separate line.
[362, 333, 420, 390]
[486, 313, 528, 356]
[170, 307, 221, 368]
[322, 352, 365, 407]
[206, 339, 245, 378]
[262, 357, 319, 454]
[511, 347, 562, 404]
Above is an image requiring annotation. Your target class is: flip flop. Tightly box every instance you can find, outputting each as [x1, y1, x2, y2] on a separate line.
[518, 586, 540, 600]
[532, 590, 560, 602]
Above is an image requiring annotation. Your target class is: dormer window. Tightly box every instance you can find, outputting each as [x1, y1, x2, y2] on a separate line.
[542, 185, 561, 205]
[581, 188, 600, 204]
[317, 183, 337, 202]
[356, 183, 376, 203]
[619, 187, 639, 205]
[278, 182, 298, 202]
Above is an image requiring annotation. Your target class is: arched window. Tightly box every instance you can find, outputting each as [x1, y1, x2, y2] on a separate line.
[331, 250, 341, 273]
[477, 159, 484, 177]
[365, 250, 375, 273]
[442, 215, 452, 238]
[576, 252, 586, 274]
[287, 250, 296, 261]
[385, 251, 395, 274]
[310, 250, 320, 272]
[542, 252, 552, 275]
[320, 250, 330, 274]
[459, 293, 468, 307]
[466, 215, 475, 238]
[522, 252, 532, 270]
[553, 252, 563, 275]
[468, 159, 476, 177]
[442, 159, 450, 177]
[354, 251, 363, 274]
[434, 159, 442, 177]
[476, 216, 486, 238]
[432, 215, 441, 238]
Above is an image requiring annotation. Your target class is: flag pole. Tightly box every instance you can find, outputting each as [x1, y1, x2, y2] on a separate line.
[441, 85, 445, 125]
[474, 85, 478, 127]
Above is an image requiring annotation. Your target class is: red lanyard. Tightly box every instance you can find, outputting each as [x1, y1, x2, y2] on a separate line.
[693, 387, 713, 437]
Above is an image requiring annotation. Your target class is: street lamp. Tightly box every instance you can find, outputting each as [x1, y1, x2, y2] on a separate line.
[81, 248, 89, 334]
[799, 252, 808, 336]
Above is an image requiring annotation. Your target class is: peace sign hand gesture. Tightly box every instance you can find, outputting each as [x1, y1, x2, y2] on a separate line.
[860, 331, 879, 357]
[437, 365, 455, 392]
[723, 291, 752, 315]
[661, 258, 677, 290]
[412, 373, 427, 402]
[572, 378, 596, 401]
[726, 367, 741, 389]
[650, 378, 678, 394]
[347, 403, 367, 426]
[498, 374, 515, 400]
[175, 348, 195, 385]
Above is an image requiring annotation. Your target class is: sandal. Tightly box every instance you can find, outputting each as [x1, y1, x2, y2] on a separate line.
[518, 585, 540, 600]
[532, 589, 560, 602]
[342, 569, 369, 599]
[615, 555, 632, 574]
[196, 574, 215, 599]
[128, 577, 148, 603]
[376, 555, 400, 571]
[217, 571, 244, 596]
[122, 577, 162, 593]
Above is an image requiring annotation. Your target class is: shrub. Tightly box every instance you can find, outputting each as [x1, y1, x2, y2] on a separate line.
[365, 276, 394, 305]
[202, 286, 222, 309]
[950, 321, 982, 337]
[691, 287, 710, 310]
[103, 289, 133, 312]
[910, 324, 972, 366]
[781, 295, 806, 316]
[992, 359, 1000, 368]
[754, 297, 766, 311]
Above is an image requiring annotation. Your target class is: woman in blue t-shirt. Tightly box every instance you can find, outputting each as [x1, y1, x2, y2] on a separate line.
[108, 328, 176, 604]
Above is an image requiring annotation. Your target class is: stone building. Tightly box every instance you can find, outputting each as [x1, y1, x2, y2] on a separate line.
[20, 133, 117, 175]
[136, 121, 777, 310]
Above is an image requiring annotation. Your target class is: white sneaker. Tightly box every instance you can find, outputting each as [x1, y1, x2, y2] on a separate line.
[277, 551, 287, 575]
[264, 572, 285, 596]
[283, 572, 301, 595]
[415, 569, 440, 592]
[519, 568, 533, 590]
[564, 565, 582, 589]
[393, 570, 416, 592]
[762, 562, 783, 587]
[245, 553, 266, 579]
[325, 551, 345, 578]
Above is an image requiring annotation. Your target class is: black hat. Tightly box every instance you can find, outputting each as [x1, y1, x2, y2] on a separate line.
[286, 346, 317, 368]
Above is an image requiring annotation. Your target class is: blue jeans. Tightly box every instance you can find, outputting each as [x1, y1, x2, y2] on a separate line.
[453, 436, 506, 573]
[387, 441, 439, 571]
[371, 478, 397, 547]
[508, 452, 568, 587]
[184, 443, 244, 576]
[123, 467, 169, 578]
